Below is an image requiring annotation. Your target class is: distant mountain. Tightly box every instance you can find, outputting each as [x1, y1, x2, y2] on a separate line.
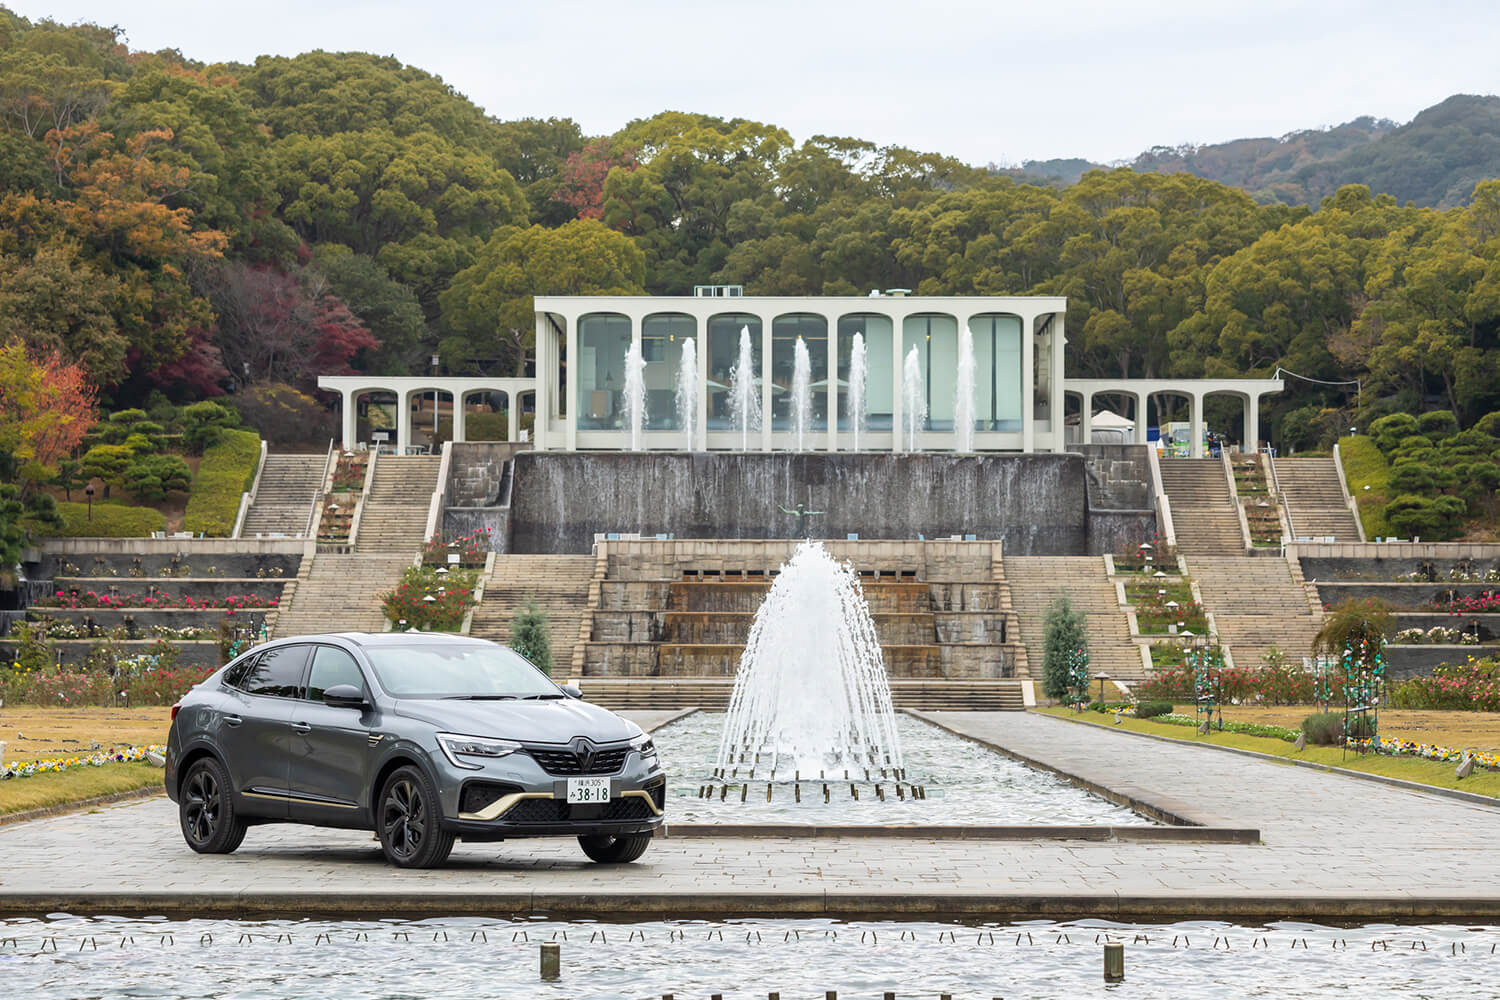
[996, 95, 1500, 208]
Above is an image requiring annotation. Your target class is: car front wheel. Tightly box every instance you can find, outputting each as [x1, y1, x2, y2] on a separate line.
[377, 765, 455, 868]
[578, 832, 652, 863]
[179, 756, 247, 855]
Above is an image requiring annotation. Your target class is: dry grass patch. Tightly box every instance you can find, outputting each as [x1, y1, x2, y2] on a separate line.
[1210, 706, 1500, 752]
[0, 707, 172, 759]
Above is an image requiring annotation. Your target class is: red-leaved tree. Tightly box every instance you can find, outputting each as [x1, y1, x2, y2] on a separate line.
[0, 340, 97, 482]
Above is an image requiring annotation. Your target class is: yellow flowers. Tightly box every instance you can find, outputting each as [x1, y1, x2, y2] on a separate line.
[1, 744, 166, 779]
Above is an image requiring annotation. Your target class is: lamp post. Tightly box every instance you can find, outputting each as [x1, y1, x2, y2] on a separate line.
[85, 483, 94, 522]
[430, 354, 441, 438]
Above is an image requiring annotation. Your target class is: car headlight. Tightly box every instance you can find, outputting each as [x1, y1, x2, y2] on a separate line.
[436, 732, 522, 770]
[630, 733, 657, 758]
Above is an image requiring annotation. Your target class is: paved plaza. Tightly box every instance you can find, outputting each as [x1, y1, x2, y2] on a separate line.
[1, 711, 1496, 922]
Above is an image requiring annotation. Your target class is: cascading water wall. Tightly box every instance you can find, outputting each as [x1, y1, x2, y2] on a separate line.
[902, 347, 926, 453]
[715, 541, 905, 774]
[675, 337, 698, 450]
[955, 321, 976, 453]
[728, 326, 761, 452]
[624, 331, 647, 452]
[791, 336, 812, 453]
[849, 332, 867, 452]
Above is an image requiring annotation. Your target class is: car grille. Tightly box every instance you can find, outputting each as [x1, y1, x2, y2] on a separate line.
[502, 796, 655, 824]
[525, 745, 630, 776]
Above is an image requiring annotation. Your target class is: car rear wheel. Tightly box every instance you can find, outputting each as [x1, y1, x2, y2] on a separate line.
[179, 757, 247, 854]
[378, 765, 454, 868]
[578, 832, 652, 863]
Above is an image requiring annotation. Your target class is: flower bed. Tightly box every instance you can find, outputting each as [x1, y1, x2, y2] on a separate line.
[1133, 596, 1208, 635]
[421, 529, 491, 567]
[1111, 535, 1178, 575]
[37, 591, 277, 611]
[0, 662, 216, 706]
[2, 744, 167, 779]
[1392, 626, 1481, 645]
[1346, 735, 1499, 771]
[381, 566, 480, 631]
[331, 451, 368, 493]
[1388, 657, 1500, 711]
[1139, 662, 1342, 705]
[1428, 592, 1500, 613]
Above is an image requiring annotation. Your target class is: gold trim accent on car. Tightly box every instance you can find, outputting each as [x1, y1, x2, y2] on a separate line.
[244, 790, 358, 809]
[458, 791, 553, 822]
[622, 789, 663, 816]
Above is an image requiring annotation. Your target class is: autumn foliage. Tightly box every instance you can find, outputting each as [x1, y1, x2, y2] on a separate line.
[0, 341, 96, 482]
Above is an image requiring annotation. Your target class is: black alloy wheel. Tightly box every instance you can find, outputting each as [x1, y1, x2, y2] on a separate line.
[378, 765, 454, 868]
[578, 832, 652, 863]
[179, 757, 247, 854]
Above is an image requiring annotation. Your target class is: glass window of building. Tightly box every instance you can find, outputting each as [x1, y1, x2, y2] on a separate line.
[707, 314, 762, 431]
[770, 314, 829, 431]
[640, 313, 696, 430]
[576, 313, 631, 431]
[968, 314, 1024, 432]
[836, 314, 894, 432]
[900, 314, 959, 431]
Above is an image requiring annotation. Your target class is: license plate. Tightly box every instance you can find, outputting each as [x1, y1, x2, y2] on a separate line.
[566, 776, 611, 804]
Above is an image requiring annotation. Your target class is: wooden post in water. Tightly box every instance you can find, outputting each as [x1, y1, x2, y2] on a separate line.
[1104, 941, 1125, 982]
[539, 941, 560, 980]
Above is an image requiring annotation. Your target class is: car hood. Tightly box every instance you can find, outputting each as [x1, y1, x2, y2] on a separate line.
[391, 697, 641, 745]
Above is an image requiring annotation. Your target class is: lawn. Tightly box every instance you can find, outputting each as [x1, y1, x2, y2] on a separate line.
[0, 762, 162, 817]
[1037, 706, 1500, 799]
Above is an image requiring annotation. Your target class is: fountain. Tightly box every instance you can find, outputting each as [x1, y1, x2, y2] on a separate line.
[791, 336, 812, 452]
[955, 322, 975, 452]
[848, 332, 867, 452]
[728, 326, 761, 452]
[901, 347, 926, 453]
[624, 331, 646, 451]
[675, 337, 698, 449]
[716, 541, 903, 775]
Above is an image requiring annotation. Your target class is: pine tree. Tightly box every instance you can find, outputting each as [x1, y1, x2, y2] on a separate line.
[1042, 596, 1088, 702]
[510, 598, 553, 675]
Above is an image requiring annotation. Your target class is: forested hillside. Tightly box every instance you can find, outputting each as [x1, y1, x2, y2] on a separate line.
[3, 8, 1500, 466]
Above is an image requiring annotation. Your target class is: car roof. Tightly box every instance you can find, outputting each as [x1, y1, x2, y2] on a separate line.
[274, 632, 494, 648]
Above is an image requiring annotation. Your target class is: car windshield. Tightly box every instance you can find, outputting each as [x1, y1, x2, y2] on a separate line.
[363, 643, 559, 699]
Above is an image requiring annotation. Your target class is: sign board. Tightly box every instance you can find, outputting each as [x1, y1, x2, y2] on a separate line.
[372, 431, 389, 442]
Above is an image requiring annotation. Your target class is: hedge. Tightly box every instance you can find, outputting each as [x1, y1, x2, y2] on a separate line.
[183, 429, 261, 537]
[36, 502, 166, 538]
[1337, 435, 1393, 540]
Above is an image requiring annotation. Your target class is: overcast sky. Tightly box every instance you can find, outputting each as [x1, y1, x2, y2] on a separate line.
[9, 1, 1500, 165]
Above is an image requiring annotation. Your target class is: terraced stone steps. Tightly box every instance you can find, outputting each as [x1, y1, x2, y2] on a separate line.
[354, 456, 441, 553]
[1158, 458, 1246, 555]
[1003, 556, 1145, 681]
[1186, 555, 1323, 668]
[240, 453, 326, 538]
[470, 554, 597, 671]
[270, 553, 411, 638]
[1273, 457, 1361, 541]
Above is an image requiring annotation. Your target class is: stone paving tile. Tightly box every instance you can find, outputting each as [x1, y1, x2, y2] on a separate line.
[0, 711, 1496, 918]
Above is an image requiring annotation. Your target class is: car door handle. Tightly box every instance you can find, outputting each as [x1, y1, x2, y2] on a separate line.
[291, 722, 312, 734]
[224, 715, 243, 727]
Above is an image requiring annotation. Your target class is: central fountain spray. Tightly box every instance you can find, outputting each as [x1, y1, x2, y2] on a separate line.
[955, 322, 975, 453]
[791, 336, 812, 452]
[848, 332, 867, 452]
[728, 326, 761, 452]
[624, 331, 646, 451]
[902, 347, 926, 453]
[675, 337, 698, 450]
[716, 541, 904, 774]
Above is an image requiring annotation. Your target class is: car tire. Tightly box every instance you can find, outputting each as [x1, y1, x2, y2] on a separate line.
[377, 765, 454, 869]
[578, 832, 652, 863]
[179, 756, 247, 855]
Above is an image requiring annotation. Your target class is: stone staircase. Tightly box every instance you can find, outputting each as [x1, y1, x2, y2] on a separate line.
[354, 455, 441, 553]
[469, 554, 597, 672]
[1158, 458, 1246, 556]
[270, 553, 412, 638]
[240, 453, 326, 538]
[1273, 457, 1361, 541]
[1003, 556, 1145, 682]
[1186, 556, 1323, 668]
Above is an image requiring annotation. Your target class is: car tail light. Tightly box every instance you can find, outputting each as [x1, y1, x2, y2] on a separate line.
[171, 703, 181, 722]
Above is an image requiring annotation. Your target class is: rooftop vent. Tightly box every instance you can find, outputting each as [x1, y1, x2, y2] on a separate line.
[692, 285, 744, 297]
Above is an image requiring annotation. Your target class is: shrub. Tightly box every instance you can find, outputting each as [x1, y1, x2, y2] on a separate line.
[1385, 493, 1466, 541]
[35, 501, 166, 537]
[1389, 657, 1500, 711]
[1417, 410, 1459, 441]
[1315, 598, 1393, 657]
[183, 428, 260, 537]
[510, 598, 553, 674]
[380, 565, 479, 631]
[1301, 712, 1344, 745]
[1134, 699, 1173, 718]
[182, 400, 239, 454]
[1369, 413, 1418, 456]
[1041, 596, 1087, 702]
[123, 454, 191, 500]
[1336, 435, 1393, 540]
[231, 383, 336, 448]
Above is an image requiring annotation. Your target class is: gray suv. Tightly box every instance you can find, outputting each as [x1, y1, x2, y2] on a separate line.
[165, 633, 665, 868]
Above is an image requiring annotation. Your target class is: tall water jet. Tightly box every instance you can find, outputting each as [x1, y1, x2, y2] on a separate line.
[728, 326, 761, 452]
[954, 321, 976, 452]
[716, 541, 904, 774]
[791, 336, 812, 452]
[675, 337, 698, 450]
[623, 331, 647, 451]
[902, 346, 926, 453]
[848, 332, 867, 452]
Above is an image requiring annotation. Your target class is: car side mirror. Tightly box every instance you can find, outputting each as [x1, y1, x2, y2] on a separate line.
[559, 683, 583, 700]
[323, 684, 368, 709]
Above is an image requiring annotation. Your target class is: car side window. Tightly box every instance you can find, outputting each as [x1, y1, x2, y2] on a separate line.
[240, 644, 311, 699]
[222, 653, 259, 689]
[306, 646, 365, 702]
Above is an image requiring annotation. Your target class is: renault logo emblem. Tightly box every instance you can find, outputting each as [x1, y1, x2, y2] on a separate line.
[571, 737, 595, 772]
